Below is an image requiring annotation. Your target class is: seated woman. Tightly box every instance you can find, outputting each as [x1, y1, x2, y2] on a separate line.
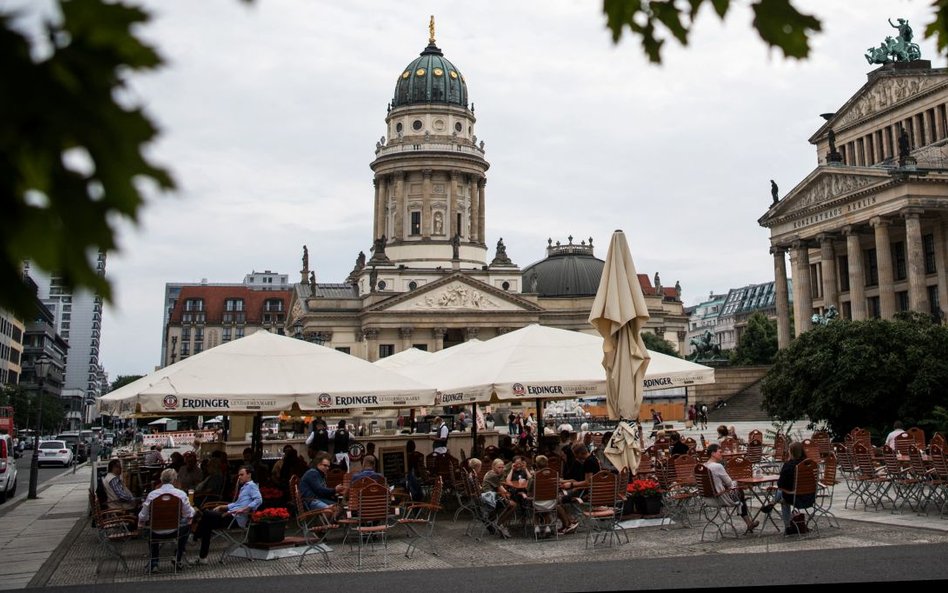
[669, 432, 690, 456]
[769, 441, 815, 534]
[528, 455, 575, 537]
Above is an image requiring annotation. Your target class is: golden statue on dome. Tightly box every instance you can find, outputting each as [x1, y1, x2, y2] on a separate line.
[429, 15, 436, 44]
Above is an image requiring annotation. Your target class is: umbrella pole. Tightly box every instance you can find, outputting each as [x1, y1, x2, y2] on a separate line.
[409, 409, 416, 434]
[536, 398, 543, 446]
[251, 413, 263, 462]
[471, 403, 478, 458]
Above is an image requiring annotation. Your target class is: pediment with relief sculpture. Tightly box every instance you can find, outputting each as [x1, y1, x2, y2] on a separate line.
[760, 169, 888, 226]
[367, 274, 542, 313]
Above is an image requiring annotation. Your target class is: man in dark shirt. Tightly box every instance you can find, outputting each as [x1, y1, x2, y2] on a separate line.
[299, 453, 344, 511]
[558, 443, 600, 534]
[351, 455, 384, 484]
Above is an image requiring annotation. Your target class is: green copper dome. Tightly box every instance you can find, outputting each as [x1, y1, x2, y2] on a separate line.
[393, 42, 469, 109]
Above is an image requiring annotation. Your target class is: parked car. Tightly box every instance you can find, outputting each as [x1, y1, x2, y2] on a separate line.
[37, 440, 74, 467]
[0, 434, 18, 503]
[56, 432, 87, 463]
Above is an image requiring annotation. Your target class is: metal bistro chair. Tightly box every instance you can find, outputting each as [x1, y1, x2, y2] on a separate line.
[783, 458, 820, 537]
[352, 482, 391, 567]
[397, 476, 443, 558]
[289, 475, 335, 568]
[526, 468, 560, 542]
[581, 470, 627, 549]
[147, 493, 184, 574]
[695, 463, 742, 542]
[89, 489, 139, 574]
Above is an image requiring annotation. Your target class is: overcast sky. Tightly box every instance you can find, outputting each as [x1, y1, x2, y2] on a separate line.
[13, 0, 944, 377]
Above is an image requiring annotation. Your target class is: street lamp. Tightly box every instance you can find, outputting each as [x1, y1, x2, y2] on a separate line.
[28, 356, 51, 499]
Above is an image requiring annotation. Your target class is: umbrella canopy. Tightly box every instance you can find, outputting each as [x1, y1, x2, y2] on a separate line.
[98, 331, 437, 417]
[389, 324, 712, 404]
[588, 230, 651, 422]
[372, 347, 432, 371]
[147, 417, 173, 426]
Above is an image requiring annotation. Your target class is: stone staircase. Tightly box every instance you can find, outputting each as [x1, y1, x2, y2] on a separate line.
[707, 379, 771, 423]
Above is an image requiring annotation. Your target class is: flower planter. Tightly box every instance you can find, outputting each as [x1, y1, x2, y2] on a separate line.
[635, 495, 662, 516]
[249, 519, 287, 544]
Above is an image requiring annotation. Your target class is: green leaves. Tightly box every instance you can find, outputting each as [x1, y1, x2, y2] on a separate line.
[751, 0, 821, 59]
[0, 0, 174, 317]
[602, 0, 822, 63]
[732, 312, 777, 365]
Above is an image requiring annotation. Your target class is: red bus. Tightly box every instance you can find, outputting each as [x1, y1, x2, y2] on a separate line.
[0, 406, 14, 438]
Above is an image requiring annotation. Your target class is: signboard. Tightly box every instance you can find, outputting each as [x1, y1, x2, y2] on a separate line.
[379, 447, 406, 483]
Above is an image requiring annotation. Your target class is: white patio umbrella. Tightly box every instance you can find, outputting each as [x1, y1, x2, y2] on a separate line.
[373, 347, 432, 371]
[98, 331, 438, 417]
[589, 230, 651, 473]
[147, 417, 173, 426]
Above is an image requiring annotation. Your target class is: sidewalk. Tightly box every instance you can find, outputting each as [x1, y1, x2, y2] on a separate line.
[3, 427, 948, 589]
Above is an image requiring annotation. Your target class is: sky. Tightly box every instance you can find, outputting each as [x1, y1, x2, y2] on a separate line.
[9, 0, 945, 377]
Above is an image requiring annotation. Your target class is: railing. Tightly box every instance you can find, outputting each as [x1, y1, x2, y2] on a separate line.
[375, 141, 485, 158]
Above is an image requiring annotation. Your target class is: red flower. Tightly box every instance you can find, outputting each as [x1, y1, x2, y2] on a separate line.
[251, 507, 290, 523]
[627, 478, 661, 497]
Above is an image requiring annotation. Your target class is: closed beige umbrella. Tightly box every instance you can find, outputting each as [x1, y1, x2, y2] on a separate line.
[589, 230, 650, 472]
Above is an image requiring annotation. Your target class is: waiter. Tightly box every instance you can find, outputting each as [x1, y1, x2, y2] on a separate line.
[432, 416, 449, 455]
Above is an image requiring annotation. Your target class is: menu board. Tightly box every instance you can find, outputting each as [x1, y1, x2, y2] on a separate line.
[379, 447, 406, 482]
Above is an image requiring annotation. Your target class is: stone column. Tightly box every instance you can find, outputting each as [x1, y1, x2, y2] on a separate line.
[478, 178, 486, 245]
[904, 209, 928, 312]
[844, 226, 867, 320]
[772, 246, 791, 348]
[468, 174, 479, 243]
[449, 171, 460, 238]
[432, 327, 446, 352]
[399, 327, 413, 351]
[363, 328, 380, 362]
[935, 220, 948, 319]
[790, 241, 812, 334]
[817, 234, 837, 311]
[372, 177, 381, 240]
[392, 172, 405, 240]
[421, 169, 433, 238]
[464, 327, 479, 341]
[870, 217, 896, 319]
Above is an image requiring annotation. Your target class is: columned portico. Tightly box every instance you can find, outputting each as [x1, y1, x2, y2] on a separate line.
[817, 233, 838, 311]
[772, 246, 791, 347]
[790, 241, 812, 334]
[904, 209, 928, 312]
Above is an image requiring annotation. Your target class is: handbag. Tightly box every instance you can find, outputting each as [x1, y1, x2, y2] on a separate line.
[790, 512, 809, 534]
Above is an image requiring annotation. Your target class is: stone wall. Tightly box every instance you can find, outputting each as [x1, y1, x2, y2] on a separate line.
[692, 365, 770, 404]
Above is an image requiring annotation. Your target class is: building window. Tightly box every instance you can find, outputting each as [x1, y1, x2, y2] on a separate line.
[235, 327, 245, 339]
[893, 242, 907, 281]
[264, 299, 284, 313]
[195, 328, 203, 342]
[867, 296, 880, 319]
[194, 342, 203, 354]
[225, 298, 244, 312]
[410, 211, 421, 235]
[182, 327, 190, 340]
[222, 327, 231, 342]
[335, 347, 351, 355]
[864, 248, 878, 286]
[924, 233, 937, 274]
[838, 256, 850, 291]
[896, 291, 909, 312]
[185, 299, 204, 312]
[379, 344, 395, 358]
[842, 301, 852, 320]
[929, 285, 941, 317]
[181, 343, 190, 356]
[809, 263, 822, 299]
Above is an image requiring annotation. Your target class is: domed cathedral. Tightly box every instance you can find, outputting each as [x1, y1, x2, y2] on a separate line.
[288, 19, 687, 362]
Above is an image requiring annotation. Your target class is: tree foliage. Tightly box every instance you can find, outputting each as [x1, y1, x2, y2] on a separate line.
[761, 315, 948, 437]
[110, 374, 143, 392]
[1, 0, 173, 317]
[601, 0, 948, 63]
[643, 331, 680, 357]
[0, 384, 66, 433]
[732, 312, 777, 365]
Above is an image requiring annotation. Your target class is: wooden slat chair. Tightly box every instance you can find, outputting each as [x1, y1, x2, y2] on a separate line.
[452, 468, 477, 522]
[147, 494, 184, 574]
[89, 490, 139, 574]
[906, 446, 938, 515]
[725, 456, 753, 482]
[672, 454, 699, 489]
[636, 455, 657, 479]
[812, 452, 840, 529]
[930, 433, 946, 453]
[834, 443, 861, 509]
[882, 445, 922, 513]
[850, 428, 872, 448]
[352, 482, 391, 567]
[928, 445, 948, 518]
[683, 437, 698, 454]
[338, 477, 375, 544]
[397, 476, 443, 558]
[747, 430, 763, 445]
[462, 471, 490, 540]
[851, 442, 892, 511]
[654, 461, 694, 528]
[894, 433, 916, 457]
[288, 475, 335, 568]
[580, 470, 627, 549]
[802, 439, 821, 462]
[546, 454, 563, 476]
[908, 427, 927, 451]
[812, 431, 832, 458]
[325, 468, 345, 490]
[771, 433, 788, 463]
[744, 440, 763, 465]
[719, 437, 739, 454]
[694, 463, 741, 542]
[782, 458, 820, 537]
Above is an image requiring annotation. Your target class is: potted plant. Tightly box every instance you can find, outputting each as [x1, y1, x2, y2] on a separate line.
[249, 506, 290, 544]
[627, 478, 663, 516]
[258, 486, 285, 508]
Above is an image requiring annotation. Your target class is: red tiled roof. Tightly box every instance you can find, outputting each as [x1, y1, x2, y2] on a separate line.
[168, 286, 292, 324]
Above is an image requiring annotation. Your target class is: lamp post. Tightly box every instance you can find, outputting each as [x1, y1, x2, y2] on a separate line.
[28, 356, 51, 499]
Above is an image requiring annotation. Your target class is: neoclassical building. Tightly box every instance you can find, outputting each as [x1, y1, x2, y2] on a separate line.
[288, 26, 688, 361]
[760, 59, 948, 347]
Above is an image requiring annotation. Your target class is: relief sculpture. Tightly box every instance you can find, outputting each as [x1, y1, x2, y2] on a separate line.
[837, 76, 941, 127]
[415, 283, 499, 309]
[787, 174, 878, 214]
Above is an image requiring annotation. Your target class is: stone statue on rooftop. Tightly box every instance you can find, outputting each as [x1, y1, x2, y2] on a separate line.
[491, 237, 513, 266]
[451, 232, 461, 259]
[770, 180, 779, 205]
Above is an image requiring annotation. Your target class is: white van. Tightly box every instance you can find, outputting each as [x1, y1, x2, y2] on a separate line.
[0, 434, 18, 503]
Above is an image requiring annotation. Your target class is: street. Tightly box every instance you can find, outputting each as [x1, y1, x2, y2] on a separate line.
[0, 450, 77, 506]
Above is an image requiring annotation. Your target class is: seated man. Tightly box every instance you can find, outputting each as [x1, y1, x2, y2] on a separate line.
[101, 458, 139, 512]
[770, 441, 816, 535]
[176, 452, 204, 492]
[138, 469, 194, 573]
[189, 465, 262, 565]
[480, 458, 515, 538]
[704, 443, 759, 533]
[885, 421, 904, 450]
[299, 452, 345, 511]
[557, 442, 596, 535]
[143, 444, 165, 466]
[351, 454, 383, 484]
